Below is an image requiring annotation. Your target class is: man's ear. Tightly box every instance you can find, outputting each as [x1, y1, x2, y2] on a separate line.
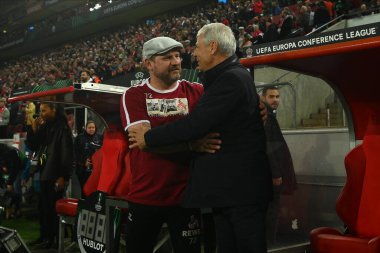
[210, 41, 218, 55]
[144, 59, 153, 71]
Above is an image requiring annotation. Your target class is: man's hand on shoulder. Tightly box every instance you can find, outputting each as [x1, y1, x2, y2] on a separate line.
[128, 122, 151, 150]
[190, 132, 222, 153]
[272, 177, 283, 186]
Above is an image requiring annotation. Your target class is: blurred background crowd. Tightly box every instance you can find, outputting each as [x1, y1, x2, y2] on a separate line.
[0, 0, 378, 139]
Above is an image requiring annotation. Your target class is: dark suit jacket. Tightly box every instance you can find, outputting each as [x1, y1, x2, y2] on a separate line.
[264, 106, 297, 194]
[145, 56, 273, 208]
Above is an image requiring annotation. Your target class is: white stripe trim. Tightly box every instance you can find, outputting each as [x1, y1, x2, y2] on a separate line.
[122, 89, 131, 126]
[125, 120, 150, 131]
[146, 79, 179, 93]
[179, 79, 203, 87]
[121, 80, 148, 128]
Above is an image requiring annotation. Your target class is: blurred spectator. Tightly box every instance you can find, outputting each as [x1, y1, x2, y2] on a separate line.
[80, 69, 93, 83]
[89, 68, 101, 83]
[314, 1, 331, 28]
[264, 19, 279, 42]
[324, 0, 334, 18]
[252, 24, 264, 44]
[24, 100, 36, 133]
[252, 0, 264, 16]
[298, 5, 312, 34]
[335, 0, 347, 16]
[74, 120, 103, 192]
[0, 0, 369, 95]
[0, 98, 10, 138]
[0, 143, 27, 219]
[271, 2, 282, 15]
[181, 40, 193, 69]
[279, 11, 295, 39]
[7, 101, 25, 138]
[241, 33, 253, 55]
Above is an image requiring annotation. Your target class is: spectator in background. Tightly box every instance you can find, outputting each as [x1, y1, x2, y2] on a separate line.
[264, 19, 279, 42]
[7, 101, 25, 138]
[314, 1, 331, 28]
[1, 0, 369, 96]
[278, 10, 295, 39]
[0, 143, 27, 219]
[252, 24, 264, 44]
[24, 100, 36, 133]
[271, 1, 282, 15]
[240, 33, 253, 55]
[237, 26, 246, 49]
[324, 0, 334, 18]
[298, 5, 311, 34]
[334, 0, 347, 16]
[44, 65, 63, 86]
[26, 103, 73, 249]
[74, 120, 103, 191]
[181, 40, 193, 69]
[65, 110, 77, 137]
[80, 69, 93, 83]
[252, 0, 264, 16]
[0, 97, 10, 138]
[89, 68, 101, 83]
[261, 87, 297, 245]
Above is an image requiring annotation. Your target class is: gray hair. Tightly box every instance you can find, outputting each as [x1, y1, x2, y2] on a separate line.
[197, 23, 236, 57]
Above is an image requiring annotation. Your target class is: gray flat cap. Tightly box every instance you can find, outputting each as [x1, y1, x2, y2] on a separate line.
[143, 37, 183, 59]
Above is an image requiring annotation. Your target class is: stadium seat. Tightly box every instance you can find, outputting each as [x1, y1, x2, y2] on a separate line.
[56, 128, 129, 253]
[310, 118, 380, 253]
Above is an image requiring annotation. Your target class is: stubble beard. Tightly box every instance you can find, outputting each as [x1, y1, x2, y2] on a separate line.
[158, 68, 181, 86]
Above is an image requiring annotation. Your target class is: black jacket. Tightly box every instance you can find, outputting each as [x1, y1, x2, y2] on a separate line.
[74, 132, 103, 169]
[26, 118, 73, 181]
[264, 105, 297, 194]
[145, 56, 273, 208]
[0, 146, 24, 186]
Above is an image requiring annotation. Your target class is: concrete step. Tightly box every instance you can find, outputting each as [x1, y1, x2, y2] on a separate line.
[310, 113, 341, 119]
[301, 118, 343, 127]
[330, 118, 344, 125]
[302, 118, 326, 126]
[319, 108, 341, 114]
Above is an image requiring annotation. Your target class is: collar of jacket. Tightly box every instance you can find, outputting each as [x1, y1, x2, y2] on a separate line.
[199, 55, 239, 90]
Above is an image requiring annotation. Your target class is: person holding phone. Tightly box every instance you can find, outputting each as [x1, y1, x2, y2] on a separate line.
[26, 103, 73, 250]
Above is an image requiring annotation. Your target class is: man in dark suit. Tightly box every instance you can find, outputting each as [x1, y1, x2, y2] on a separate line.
[261, 86, 297, 245]
[128, 23, 273, 253]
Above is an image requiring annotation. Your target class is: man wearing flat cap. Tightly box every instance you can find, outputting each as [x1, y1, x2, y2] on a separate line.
[120, 37, 220, 253]
[0, 97, 10, 138]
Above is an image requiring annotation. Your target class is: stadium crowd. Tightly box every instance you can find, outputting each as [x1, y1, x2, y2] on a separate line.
[0, 0, 378, 103]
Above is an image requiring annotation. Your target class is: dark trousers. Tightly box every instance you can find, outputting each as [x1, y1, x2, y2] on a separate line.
[40, 180, 64, 243]
[0, 125, 7, 139]
[125, 201, 201, 253]
[213, 202, 269, 253]
[202, 213, 216, 253]
[266, 185, 282, 244]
